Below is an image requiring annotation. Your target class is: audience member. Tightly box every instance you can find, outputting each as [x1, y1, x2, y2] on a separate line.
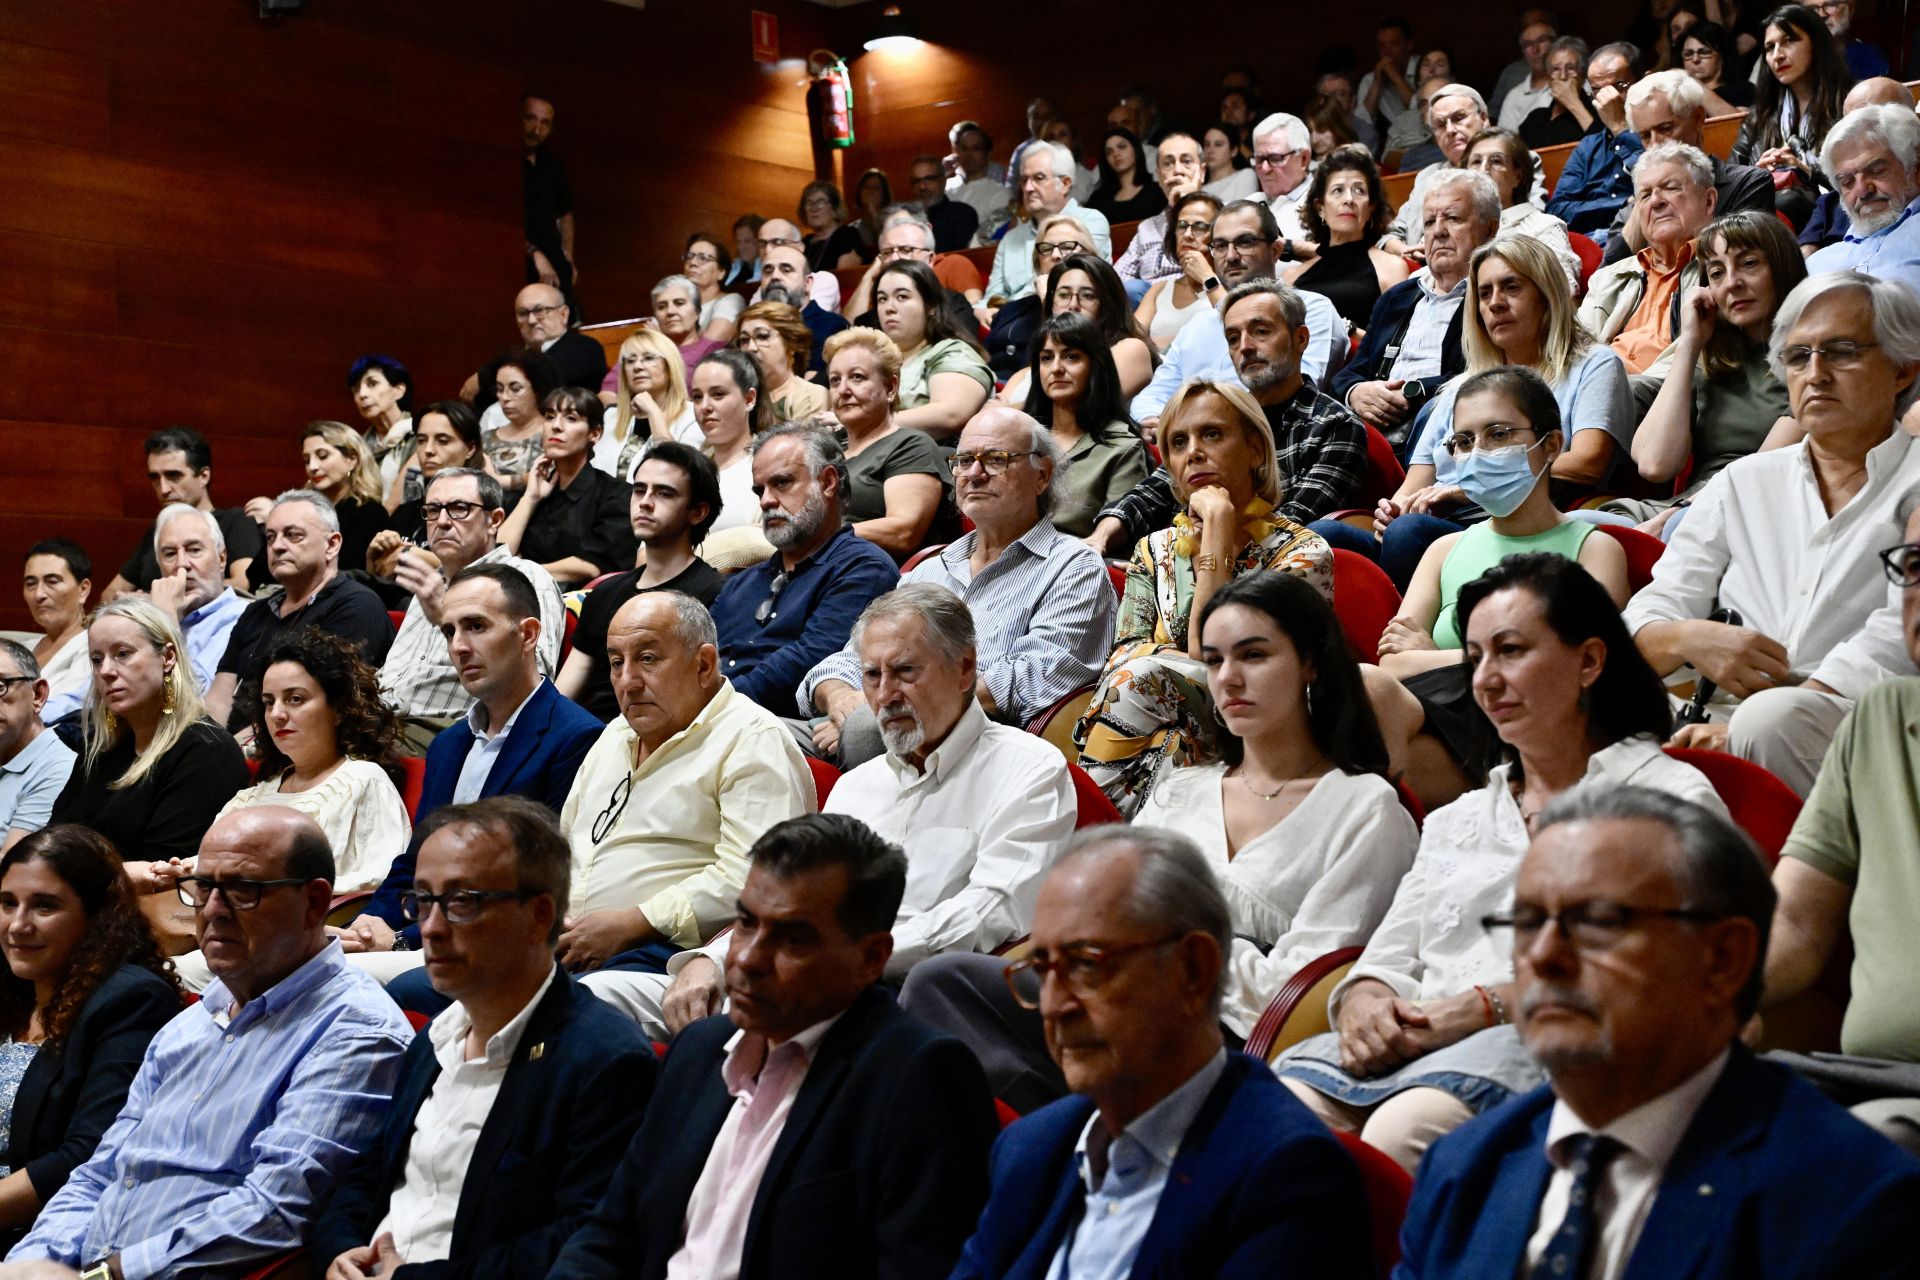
[520, 95, 576, 303]
[844, 207, 980, 333]
[682, 232, 745, 344]
[1001, 251, 1154, 404]
[22, 543, 91, 727]
[1580, 143, 1719, 373]
[1543, 43, 1650, 236]
[0, 826, 182, 1244]
[948, 826, 1376, 1277]
[1381, 71, 1449, 172]
[754, 236, 848, 374]
[1246, 113, 1318, 258]
[797, 180, 866, 272]
[725, 212, 763, 289]
[546, 813, 997, 1279]
[1498, 18, 1563, 129]
[1796, 76, 1920, 254]
[1380, 84, 1500, 258]
[872, 261, 993, 442]
[100, 428, 260, 604]
[983, 143, 1113, 307]
[479, 349, 562, 492]
[383, 400, 486, 533]
[600, 328, 699, 480]
[981, 217, 1099, 380]
[1318, 68, 1382, 154]
[1491, 8, 1563, 122]
[735, 300, 828, 423]
[311, 798, 657, 1280]
[268, 421, 390, 583]
[1396, 785, 1920, 1277]
[1202, 122, 1258, 202]
[1113, 132, 1205, 292]
[1040, 115, 1099, 203]
[651, 274, 725, 373]
[1288, 145, 1409, 327]
[708, 425, 899, 715]
[1627, 270, 1920, 794]
[947, 119, 1012, 237]
[1018, 315, 1152, 537]
[1679, 19, 1758, 111]
[481, 284, 606, 406]
[1732, 4, 1853, 226]
[908, 153, 980, 251]
[1088, 126, 1166, 224]
[1133, 192, 1226, 354]
[347, 354, 415, 500]
[1464, 128, 1581, 289]
[145, 505, 246, 694]
[1360, 16, 1421, 128]
[497, 387, 637, 589]
[1819, 0, 1890, 79]
[822, 328, 957, 558]
[0, 643, 75, 851]
[1519, 36, 1599, 149]
[686, 351, 771, 556]
[1806, 103, 1920, 291]
[850, 168, 893, 262]
[7, 808, 409, 1274]
[1277, 554, 1721, 1172]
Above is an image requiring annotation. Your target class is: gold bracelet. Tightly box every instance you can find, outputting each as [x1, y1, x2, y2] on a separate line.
[1194, 553, 1221, 572]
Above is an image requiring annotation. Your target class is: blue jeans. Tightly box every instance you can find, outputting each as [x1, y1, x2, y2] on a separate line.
[1309, 513, 1463, 591]
[1124, 276, 1153, 307]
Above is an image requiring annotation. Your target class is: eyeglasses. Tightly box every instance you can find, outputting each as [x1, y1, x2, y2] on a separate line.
[1780, 340, 1879, 372]
[755, 570, 791, 625]
[1442, 424, 1536, 457]
[1173, 219, 1216, 235]
[591, 773, 633, 844]
[1003, 934, 1184, 1009]
[950, 449, 1041, 476]
[401, 888, 540, 924]
[421, 500, 484, 523]
[1052, 287, 1102, 307]
[1034, 241, 1088, 258]
[1481, 901, 1724, 953]
[1251, 150, 1298, 168]
[1431, 108, 1482, 131]
[1810, 0, 1849, 13]
[513, 304, 564, 321]
[1589, 78, 1636, 95]
[621, 352, 667, 368]
[877, 244, 932, 260]
[1682, 45, 1717, 61]
[758, 234, 802, 250]
[683, 251, 719, 265]
[1880, 541, 1920, 586]
[1209, 233, 1270, 256]
[176, 876, 309, 911]
[0, 675, 35, 698]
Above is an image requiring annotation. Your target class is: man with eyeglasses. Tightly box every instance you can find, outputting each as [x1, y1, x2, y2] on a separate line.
[1496, 18, 1562, 132]
[752, 232, 848, 374]
[1577, 142, 1716, 374]
[1541, 43, 1649, 238]
[843, 206, 981, 332]
[1246, 113, 1318, 262]
[311, 797, 656, 1280]
[8, 807, 412, 1280]
[947, 827, 1375, 1278]
[1806, 103, 1920, 295]
[982, 142, 1111, 311]
[906, 152, 979, 252]
[459, 282, 606, 415]
[1815, 0, 1891, 80]
[0, 639, 73, 849]
[1397, 785, 1920, 1279]
[1382, 84, 1550, 261]
[1627, 271, 1920, 795]
[1114, 132, 1207, 299]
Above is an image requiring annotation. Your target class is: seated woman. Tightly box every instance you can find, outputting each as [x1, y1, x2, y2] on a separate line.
[1519, 36, 1600, 149]
[347, 354, 414, 500]
[735, 300, 828, 423]
[1200, 122, 1257, 201]
[0, 825, 183, 1243]
[689, 351, 775, 568]
[650, 274, 725, 372]
[1611, 210, 1805, 533]
[498, 388, 639, 588]
[598, 328, 699, 480]
[1304, 94, 1361, 161]
[681, 233, 745, 345]
[982, 216, 1098, 381]
[850, 168, 892, 261]
[1463, 128, 1580, 291]
[378, 399, 487, 557]
[23, 542, 91, 726]
[873, 260, 993, 444]
[1275, 553, 1723, 1173]
[1088, 126, 1168, 224]
[243, 422, 389, 591]
[1002, 252, 1157, 405]
[479, 348, 562, 495]
[823, 328, 956, 562]
[1134, 192, 1225, 356]
[1287, 146, 1409, 331]
[1074, 378, 1334, 814]
[1021, 313, 1151, 538]
[1730, 6, 1850, 226]
[799, 180, 867, 272]
[1680, 20, 1755, 113]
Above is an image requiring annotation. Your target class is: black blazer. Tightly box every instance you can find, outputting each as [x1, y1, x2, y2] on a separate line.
[6, 965, 181, 1204]
[1331, 275, 1467, 438]
[308, 968, 657, 1280]
[549, 984, 999, 1280]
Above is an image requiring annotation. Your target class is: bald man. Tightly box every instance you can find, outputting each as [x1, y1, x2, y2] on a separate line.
[462, 281, 607, 411]
[1801, 78, 1919, 254]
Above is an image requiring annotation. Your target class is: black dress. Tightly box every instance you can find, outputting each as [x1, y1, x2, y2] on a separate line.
[49, 719, 250, 862]
[1089, 183, 1168, 224]
[1294, 240, 1382, 330]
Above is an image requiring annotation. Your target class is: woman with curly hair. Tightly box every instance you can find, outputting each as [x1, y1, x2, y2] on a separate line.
[1287, 146, 1409, 329]
[216, 629, 409, 893]
[0, 825, 182, 1239]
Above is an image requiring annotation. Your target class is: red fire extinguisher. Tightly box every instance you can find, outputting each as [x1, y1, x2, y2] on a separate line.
[807, 51, 854, 149]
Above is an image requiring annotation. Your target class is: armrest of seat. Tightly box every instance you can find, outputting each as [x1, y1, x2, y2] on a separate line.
[326, 891, 374, 929]
[238, 1248, 310, 1280]
[1243, 946, 1365, 1062]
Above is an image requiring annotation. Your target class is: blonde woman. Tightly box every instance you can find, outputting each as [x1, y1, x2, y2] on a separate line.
[823, 327, 956, 561]
[598, 327, 700, 480]
[735, 300, 829, 423]
[241, 421, 388, 591]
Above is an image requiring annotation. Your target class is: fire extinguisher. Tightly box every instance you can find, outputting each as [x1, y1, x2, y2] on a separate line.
[807, 51, 854, 149]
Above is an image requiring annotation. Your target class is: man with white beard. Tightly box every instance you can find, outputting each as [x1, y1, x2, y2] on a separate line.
[1807, 103, 1920, 294]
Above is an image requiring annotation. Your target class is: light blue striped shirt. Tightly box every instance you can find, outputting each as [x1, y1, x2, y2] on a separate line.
[182, 589, 249, 694]
[8, 941, 411, 1279]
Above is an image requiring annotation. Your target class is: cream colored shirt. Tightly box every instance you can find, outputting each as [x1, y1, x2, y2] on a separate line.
[215, 758, 412, 891]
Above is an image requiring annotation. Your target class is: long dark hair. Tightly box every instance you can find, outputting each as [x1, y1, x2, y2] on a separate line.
[249, 629, 406, 788]
[1197, 571, 1391, 777]
[0, 826, 182, 1051]
[874, 259, 988, 356]
[1751, 5, 1852, 158]
[1093, 126, 1155, 200]
[1023, 312, 1134, 435]
[1044, 253, 1151, 348]
[1698, 210, 1808, 377]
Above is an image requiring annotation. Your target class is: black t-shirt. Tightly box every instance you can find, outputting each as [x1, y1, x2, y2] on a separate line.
[805, 224, 870, 272]
[217, 573, 396, 730]
[1088, 183, 1168, 224]
[50, 719, 250, 862]
[570, 561, 726, 721]
[118, 507, 264, 590]
[518, 465, 638, 588]
[523, 145, 571, 260]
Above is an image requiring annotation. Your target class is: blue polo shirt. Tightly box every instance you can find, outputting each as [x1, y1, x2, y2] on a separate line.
[0, 729, 76, 836]
[1807, 196, 1920, 298]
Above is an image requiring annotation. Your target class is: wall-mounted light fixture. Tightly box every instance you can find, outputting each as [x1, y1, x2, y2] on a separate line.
[863, 5, 919, 52]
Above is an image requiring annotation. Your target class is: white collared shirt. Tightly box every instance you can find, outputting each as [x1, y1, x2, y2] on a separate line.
[1251, 180, 1312, 247]
[1523, 1049, 1732, 1280]
[374, 968, 558, 1263]
[452, 680, 545, 804]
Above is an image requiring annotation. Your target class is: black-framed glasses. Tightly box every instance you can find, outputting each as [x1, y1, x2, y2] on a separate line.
[1034, 241, 1088, 258]
[1003, 934, 1184, 1009]
[1251, 150, 1298, 168]
[1481, 901, 1725, 953]
[1780, 340, 1879, 372]
[1880, 542, 1920, 587]
[1173, 219, 1215, 235]
[950, 449, 1041, 477]
[0, 675, 36, 698]
[420, 500, 484, 523]
[755, 571, 792, 625]
[683, 251, 719, 265]
[400, 888, 540, 924]
[591, 773, 634, 844]
[1208, 233, 1270, 256]
[176, 876, 310, 911]
[513, 304, 564, 321]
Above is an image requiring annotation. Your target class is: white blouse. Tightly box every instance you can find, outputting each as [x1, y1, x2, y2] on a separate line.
[37, 631, 90, 725]
[699, 292, 746, 332]
[216, 758, 412, 892]
[711, 453, 762, 534]
[1134, 765, 1421, 1039]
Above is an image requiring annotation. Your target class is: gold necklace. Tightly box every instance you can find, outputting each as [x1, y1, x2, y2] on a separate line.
[1233, 762, 1307, 801]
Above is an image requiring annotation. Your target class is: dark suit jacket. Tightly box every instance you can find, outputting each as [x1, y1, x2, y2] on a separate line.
[1331, 277, 1466, 434]
[549, 985, 998, 1280]
[308, 968, 655, 1279]
[1394, 1046, 1920, 1280]
[363, 678, 601, 944]
[952, 1053, 1375, 1280]
[5, 966, 180, 1203]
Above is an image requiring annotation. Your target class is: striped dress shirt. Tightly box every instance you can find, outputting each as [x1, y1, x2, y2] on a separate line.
[378, 545, 565, 719]
[8, 942, 412, 1279]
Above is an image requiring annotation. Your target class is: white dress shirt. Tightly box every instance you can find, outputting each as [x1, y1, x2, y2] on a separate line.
[1523, 1049, 1731, 1280]
[374, 968, 558, 1264]
[950, 174, 1013, 242]
[380, 546, 564, 719]
[986, 198, 1113, 302]
[1621, 431, 1920, 700]
[452, 680, 544, 804]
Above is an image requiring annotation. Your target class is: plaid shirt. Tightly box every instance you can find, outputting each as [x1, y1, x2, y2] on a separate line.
[1098, 379, 1368, 542]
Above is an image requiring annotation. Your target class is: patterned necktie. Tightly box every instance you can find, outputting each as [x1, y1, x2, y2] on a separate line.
[1530, 1132, 1622, 1280]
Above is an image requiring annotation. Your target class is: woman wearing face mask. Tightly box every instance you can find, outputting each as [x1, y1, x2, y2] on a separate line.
[1002, 253, 1157, 406]
[497, 387, 639, 588]
[1135, 192, 1226, 355]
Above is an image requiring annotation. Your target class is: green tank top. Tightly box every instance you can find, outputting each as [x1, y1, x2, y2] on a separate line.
[1432, 520, 1595, 649]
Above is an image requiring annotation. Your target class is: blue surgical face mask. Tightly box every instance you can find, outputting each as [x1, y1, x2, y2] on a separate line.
[1454, 438, 1547, 517]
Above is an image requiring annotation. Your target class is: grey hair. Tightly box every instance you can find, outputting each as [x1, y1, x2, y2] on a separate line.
[152, 503, 224, 561]
[651, 273, 700, 308]
[1425, 168, 1504, 229]
[1535, 784, 1775, 1019]
[0, 638, 40, 681]
[1057, 824, 1233, 1016]
[1768, 270, 1920, 414]
[655, 589, 718, 652]
[1430, 83, 1490, 118]
[1250, 111, 1310, 153]
[426, 466, 506, 511]
[968, 404, 1067, 517]
[1629, 68, 1705, 120]
[1634, 140, 1713, 191]
[850, 583, 977, 666]
[1031, 140, 1076, 179]
[1548, 34, 1589, 64]
[751, 421, 851, 506]
[271, 488, 340, 533]
[879, 204, 936, 248]
[1219, 277, 1307, 330]
[1821, 102, 1920, 189]
[1591, 40, 1644, 77]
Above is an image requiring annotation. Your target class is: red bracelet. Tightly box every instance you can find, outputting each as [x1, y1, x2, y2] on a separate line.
[1474, 984, 1496, 1029]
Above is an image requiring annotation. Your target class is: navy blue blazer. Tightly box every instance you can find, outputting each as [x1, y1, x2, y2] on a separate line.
[1331, 277, 1466, 429]
[549, 984, 998, 1280]
[951, 1052, 1375, 1280]
[308, 967, 656, 1279]
[363, 678, 602, 944]
[1393, 1046, 1920, 1280]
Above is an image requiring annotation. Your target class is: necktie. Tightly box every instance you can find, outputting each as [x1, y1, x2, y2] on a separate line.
[1530, 1133, 1622, 1280]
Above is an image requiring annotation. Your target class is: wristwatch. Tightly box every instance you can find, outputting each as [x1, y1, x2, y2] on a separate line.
[80, 1260, 114, 1280]
[1201, 275, 1221, 293]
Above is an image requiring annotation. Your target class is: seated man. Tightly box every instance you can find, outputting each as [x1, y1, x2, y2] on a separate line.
[951, 827, 1375, 1279]
[1627, 270, 1920, 794]
[0, 639, 75, 848]
[709, 425, 899, 717]
[1381, 83, 1547, 257]
[147, 504, 247, 693]
[1246, 113, 1318, 257]
[1807, 103, 1920, 294]
[802, 407, 1114, 764]
[209, 490, 395, 730]
[907, 153, 979, 252]
[558, 442, 725, 722]
[1824, 0, 1891, 80]
[753, 234, 847, 375]
[1793, 79, 1920, 255]
[547, 813, 999, 1279]
[311, 797, 657, 1280]
[5, 807, 412, 1276]
[340, 562, 603, 965]
[1577, 142, 1715, 374]
[375, 468, 563, 747]
[981, 142, 1112, 311]
[23, 539, 94, 726]
[1112, 131, 1205, 294]
[844, 206, 982, 329]
[1396, 786, 1920, 1278]
[1541, 43, 1646, 236]
[100, 426, 261, 603]
[464, 282, 606, 413]
[947, 119, 1011, 238]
